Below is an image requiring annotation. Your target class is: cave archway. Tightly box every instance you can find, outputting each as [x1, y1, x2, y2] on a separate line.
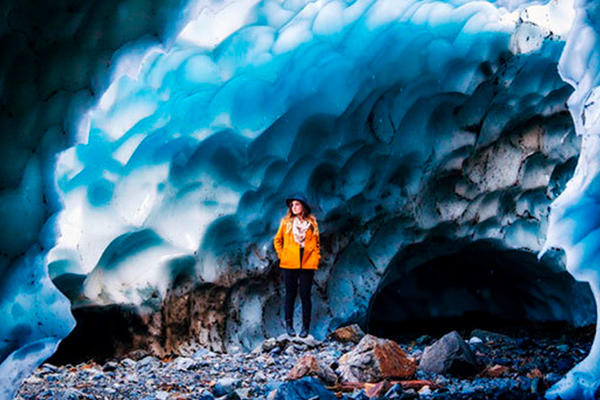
[368, 239, 596, 340]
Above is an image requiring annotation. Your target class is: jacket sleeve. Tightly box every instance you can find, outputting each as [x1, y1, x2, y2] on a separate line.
[314, 221, 321, 258]
[274, 220, 284, 259]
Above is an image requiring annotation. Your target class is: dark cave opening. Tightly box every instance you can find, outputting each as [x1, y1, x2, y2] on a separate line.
[47, 304, 151, 366]
[368, 239, 596, 342]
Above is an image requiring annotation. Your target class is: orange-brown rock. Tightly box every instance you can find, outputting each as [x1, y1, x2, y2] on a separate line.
[364, 380, 392, 398]
[528, 368, 543, 379]
[287, 355, 338, 385]
[329, 380, 436, 394]
[482, 364, 510, 378]
[338, 334, 416, 382]
[329, 324, 365, 344]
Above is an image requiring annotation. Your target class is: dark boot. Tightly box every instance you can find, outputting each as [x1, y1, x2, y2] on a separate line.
[286, 320, 296, 337]
[299, 323, 309, 338]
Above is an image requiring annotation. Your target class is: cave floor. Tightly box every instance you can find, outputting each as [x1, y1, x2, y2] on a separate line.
[16, 324, 593, 400]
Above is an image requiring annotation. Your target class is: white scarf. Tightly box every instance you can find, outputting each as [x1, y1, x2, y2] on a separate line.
[292, 217, 311, 248]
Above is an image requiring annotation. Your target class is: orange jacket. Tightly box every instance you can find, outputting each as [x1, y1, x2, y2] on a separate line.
[274, 217, 321, 270]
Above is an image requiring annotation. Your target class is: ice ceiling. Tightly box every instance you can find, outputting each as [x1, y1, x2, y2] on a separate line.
[2, 0, 600, 398]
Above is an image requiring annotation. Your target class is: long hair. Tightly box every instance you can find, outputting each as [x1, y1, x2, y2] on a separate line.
[283, 206, 318, 234]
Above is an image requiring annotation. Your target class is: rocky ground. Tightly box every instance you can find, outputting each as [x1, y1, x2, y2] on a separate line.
[16, 324, 593, 400]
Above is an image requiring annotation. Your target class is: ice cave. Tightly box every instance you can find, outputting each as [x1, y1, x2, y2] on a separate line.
[2, 0, 600, 398]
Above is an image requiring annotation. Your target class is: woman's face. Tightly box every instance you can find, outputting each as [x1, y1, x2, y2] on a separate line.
[290, 200, 304, 217]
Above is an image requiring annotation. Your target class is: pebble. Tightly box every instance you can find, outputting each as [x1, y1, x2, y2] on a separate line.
[103, 361, 118, 372]
[174, 357, 196, 371]
[235, 387, 253, 399]
[15, 327, 592, 400]
[213, 377, 241, 397]
[556, 344, 570, 352]
[468, 337, 483, 345]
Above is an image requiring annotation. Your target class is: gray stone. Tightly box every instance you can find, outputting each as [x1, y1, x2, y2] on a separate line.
[194, 347, 216, 359]
[174, 356, 196, 371]
[120, 358, 137, 369]
[400, 388, 419, 399]
[556, 344, 570, 352]
[198, 389, 216, 400]
[255, 371, 267, 381]
[234, 388, 253, 399]
[276, 334, 292, 344]
[57, 388, 87, 400]
[385, 383, 404, 398]
[353, 390, 369, 400]
[262, 338, 279, 353]
[124, 372, 139, 383]
[271, 377, 336, 400]
[39, 364, 59, 374]
[138, 356, 160, 368]
[155, 391, 169, 400]
[213, 377, 242, 397]
[103, 361, 118, 372]
[292, 344, 308, 352]
[419, 331, 480, 377]
[290, 335, 321, 349]
[470, 329, 515, 343]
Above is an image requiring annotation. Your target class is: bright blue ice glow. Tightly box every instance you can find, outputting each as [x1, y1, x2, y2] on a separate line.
[4, 0, 600, 399]
[50, 0, 524, 304]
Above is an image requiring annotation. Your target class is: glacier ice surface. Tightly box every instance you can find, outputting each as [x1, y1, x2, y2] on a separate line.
[3, 0, 600, 399]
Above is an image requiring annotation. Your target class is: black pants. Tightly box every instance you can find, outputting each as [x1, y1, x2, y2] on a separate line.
[283, 267, 315, 329]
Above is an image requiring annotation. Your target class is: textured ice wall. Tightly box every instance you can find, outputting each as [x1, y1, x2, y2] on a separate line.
[53, 0, 528, 303]
[0, 0, 596, 398]
[0, 0, 192, 397]
[45, 0, 586, 355]
[543, 0, 600, 398]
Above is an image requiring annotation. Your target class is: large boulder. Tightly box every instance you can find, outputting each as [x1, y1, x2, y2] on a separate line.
[419, 331, 480, 377]
[287, 355, 338, 386]
[338, 334, 416, 382]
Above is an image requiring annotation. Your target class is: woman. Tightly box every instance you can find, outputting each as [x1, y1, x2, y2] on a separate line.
[274, 193, 320, 338]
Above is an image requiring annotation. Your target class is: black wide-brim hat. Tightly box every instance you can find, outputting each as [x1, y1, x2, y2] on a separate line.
[285, 193, 311, 214]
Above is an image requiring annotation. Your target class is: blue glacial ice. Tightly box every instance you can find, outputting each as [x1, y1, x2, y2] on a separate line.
[542, 0, 600, 398]
[2, 0, 600, 399]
